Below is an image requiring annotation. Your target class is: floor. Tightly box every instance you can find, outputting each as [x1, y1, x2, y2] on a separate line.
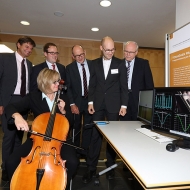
[0, 119, 143, 190]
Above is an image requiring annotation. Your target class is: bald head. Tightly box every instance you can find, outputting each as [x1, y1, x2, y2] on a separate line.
[72, 45, 84, 54]
[72, 45, 86, 64]
[100, 36, 115, 60]
[101, 36, 114, 46]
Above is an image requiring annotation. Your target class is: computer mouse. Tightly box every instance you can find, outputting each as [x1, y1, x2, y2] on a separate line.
[166, 143, 179, 152]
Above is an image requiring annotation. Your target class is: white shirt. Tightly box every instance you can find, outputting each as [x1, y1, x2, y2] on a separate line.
[13, 51, 29, 95]
[42, 93, 55, 111]
[46, 61, 59, 73]
[126, 58, 135, 89]
[103, 58, 112, 79]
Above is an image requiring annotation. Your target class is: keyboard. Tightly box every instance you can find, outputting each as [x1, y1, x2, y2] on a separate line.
[136, 128, 174, 143]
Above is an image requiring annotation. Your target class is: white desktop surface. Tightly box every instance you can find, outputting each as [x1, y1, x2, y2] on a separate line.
[96, 121, 190, 190]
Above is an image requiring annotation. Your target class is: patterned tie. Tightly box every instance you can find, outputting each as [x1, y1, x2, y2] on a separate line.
[81, 64, 88, 98]
[52, 64, 55, 70]
[20, 59, 26, 97]
[127, 61, 131, 80]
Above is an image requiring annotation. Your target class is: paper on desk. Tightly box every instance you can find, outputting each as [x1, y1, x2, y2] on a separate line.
[136, 128, 174, 143]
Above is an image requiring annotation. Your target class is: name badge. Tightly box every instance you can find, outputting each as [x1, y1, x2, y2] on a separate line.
[111, 69, 118, 74]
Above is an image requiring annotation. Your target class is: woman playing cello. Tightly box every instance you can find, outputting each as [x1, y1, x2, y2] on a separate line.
[5, 68, 79, 190]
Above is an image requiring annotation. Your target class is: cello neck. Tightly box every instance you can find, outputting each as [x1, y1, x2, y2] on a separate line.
[44, 89, 61, 140]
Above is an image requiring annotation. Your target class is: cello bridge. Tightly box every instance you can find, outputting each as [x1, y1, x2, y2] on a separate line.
[40, 152, 51, 156]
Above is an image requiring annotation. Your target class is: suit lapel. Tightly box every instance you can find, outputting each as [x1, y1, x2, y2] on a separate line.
[43, 62, 48, 69]
[73, 62, 82, 88]
[26, 59, 32, 84]
[35, 91, 50, 112]
[42, 98, 50, 112]
[131, 58, 138, 88]
[106, 58, 116, 81]
[9, 54, 18, 82]
[98, 59, 106, 81]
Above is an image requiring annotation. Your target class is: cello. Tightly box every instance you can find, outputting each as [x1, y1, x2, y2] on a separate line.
[10, 85, 69, 190]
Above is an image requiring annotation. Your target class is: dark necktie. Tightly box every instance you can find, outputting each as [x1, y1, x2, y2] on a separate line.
[127, 61, 131, 80]
[52, 64, 55, 70]
[81, 64, 88, 98]
[20, 59, 26, 97]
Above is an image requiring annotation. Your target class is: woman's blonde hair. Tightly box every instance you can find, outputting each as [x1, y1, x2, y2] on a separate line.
[37, 68, 60, 94]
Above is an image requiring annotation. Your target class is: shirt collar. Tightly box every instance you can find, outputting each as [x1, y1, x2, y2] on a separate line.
[46, 60, 56, 67]
[42, 92, 48, 100]
[125, 58, 135, 64]
[102, 57, 112, 62]
[15, 51, 25, 62]
[42, 92, 56, 101]
[77, 59, 87, 66]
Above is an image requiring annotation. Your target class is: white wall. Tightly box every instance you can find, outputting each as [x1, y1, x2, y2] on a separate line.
[176, 0, 190, 29]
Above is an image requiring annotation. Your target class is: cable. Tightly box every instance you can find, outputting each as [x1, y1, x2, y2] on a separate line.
[66, 121, 109, 142]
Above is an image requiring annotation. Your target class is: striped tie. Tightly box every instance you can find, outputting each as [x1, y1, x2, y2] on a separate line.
[127, 61, 131, 80]
[81, 64, 88, 98]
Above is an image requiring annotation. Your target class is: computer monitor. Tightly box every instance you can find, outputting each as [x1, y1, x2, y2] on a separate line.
[137, 89, 154, 127]
[151, 87, 190, 149]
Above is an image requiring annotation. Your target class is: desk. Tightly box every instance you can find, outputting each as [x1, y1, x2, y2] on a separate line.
[96, 121, 190, 190]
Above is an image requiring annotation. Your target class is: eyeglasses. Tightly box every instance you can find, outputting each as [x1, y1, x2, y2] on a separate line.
[73, 53, 85, 59]
[47, 52, 59, 55]
[53, 79, 61, 84]
[102, 47, 116, 53]
[124, 50, 137, 54]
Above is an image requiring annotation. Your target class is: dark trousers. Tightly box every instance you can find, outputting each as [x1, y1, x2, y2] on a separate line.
[120, 92, 138, 121]
[73, 97, 93, 155]
[6, 138, 79, 189]
[1, 95, 27, 170]
[87, 102, 119, 171]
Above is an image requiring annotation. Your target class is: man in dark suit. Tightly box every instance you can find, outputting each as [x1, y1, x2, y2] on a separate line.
[66, 45, 92, 156]
[120, 41, 154, 121]
[0, 36, 36, 181]
[30, 42, 66, 92]
[30, 42, 73, 130]
[82, 36, 128, 183]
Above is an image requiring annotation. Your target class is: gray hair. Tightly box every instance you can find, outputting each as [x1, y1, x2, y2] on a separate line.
[124, 41, 139, 51]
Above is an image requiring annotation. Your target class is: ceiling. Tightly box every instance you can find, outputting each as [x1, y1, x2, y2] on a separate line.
[0, 0, 176, 48]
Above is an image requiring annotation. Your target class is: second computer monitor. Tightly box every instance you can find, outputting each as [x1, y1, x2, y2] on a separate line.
[137, 89, 154, 126]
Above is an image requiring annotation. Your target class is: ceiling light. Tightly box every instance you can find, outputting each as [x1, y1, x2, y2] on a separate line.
[20, 21, 30, 25]
[54, 11, 64, 17]
[91, 28, 99, 32]
[0, 44, 14, 53]
[100, 0, 111, 7]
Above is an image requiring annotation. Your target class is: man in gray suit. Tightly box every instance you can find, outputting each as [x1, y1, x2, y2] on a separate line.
[66, 45, 92, 157]
[0, 36, 36, 181]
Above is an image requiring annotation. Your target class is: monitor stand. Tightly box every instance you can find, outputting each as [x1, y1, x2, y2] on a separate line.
[141, 124, 151, 130]
[173, 139, 190, 149]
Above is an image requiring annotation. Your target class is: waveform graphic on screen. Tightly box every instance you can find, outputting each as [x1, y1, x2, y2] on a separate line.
[153, 111, 171, 130]
[152, 88, 190, 149]
[155, 94, 172, 110]
[174, 114, 190, 134]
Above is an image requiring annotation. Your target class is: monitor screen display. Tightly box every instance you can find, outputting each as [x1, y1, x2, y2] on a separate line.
[137, 90, 154, 125]
[151, 87, 190, 149]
